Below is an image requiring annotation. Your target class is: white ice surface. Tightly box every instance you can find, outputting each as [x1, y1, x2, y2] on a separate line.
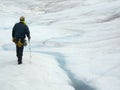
[0, 0, 120, 90]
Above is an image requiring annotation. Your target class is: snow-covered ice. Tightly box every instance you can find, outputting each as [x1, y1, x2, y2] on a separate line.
[0, 0, 120, 90]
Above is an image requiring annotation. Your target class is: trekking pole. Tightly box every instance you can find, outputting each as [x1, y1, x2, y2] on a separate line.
[28, 40, 32, 58]
[28, 40, 32, 64]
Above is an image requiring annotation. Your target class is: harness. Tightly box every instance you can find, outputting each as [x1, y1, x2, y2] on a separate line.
[16, 39, 24, 47]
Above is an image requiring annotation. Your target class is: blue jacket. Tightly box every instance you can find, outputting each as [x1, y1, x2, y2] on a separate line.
[12, 22, 30, 39]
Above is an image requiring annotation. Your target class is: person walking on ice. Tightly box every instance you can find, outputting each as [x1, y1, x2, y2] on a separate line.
[12, 16, 31, 64]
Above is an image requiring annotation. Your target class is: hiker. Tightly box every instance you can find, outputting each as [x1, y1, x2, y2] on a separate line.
[12, 16, 31, 64]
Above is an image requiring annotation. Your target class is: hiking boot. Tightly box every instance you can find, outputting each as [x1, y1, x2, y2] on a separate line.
[18, 57, 22, 64]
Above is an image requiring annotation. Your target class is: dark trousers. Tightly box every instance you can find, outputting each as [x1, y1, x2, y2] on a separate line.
[15, 38, 25, 64]
[16, 45, 24, 64]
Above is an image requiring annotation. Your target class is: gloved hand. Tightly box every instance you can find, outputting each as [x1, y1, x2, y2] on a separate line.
[12, 38, 16, 43]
